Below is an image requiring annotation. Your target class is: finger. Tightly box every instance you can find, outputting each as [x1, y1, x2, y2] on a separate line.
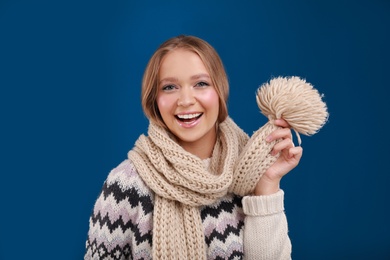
[266, 128, 292, 143]
[274, 118, 291, 128]
[271, 138, 294, 156]
[288, 146, 303, 160]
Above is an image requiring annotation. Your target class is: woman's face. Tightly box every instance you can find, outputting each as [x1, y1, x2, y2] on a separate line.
[157, 49, 219, 158]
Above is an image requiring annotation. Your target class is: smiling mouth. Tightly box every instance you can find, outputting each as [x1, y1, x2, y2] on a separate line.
[175, 113, 203, 123]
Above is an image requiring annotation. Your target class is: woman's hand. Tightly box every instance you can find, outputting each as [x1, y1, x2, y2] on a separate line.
[254, 118, 303, 196]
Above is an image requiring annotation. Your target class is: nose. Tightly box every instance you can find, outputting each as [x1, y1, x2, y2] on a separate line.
[177, 87, 196, 107]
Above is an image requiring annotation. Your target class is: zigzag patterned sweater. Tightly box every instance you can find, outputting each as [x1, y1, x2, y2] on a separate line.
[84, 159, 291, 260]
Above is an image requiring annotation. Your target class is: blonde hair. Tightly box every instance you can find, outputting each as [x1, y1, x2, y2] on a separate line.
[141, 35, 229, 128]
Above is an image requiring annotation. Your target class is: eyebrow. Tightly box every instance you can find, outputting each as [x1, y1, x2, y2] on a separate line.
[159, 74, 211, 85]
[190, 73, 210, 80]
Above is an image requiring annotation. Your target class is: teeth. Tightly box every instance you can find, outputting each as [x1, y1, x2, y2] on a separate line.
[177, 113, 201, 119]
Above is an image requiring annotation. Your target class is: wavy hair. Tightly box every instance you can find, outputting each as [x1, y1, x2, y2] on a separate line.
[141, 35, 229, 128]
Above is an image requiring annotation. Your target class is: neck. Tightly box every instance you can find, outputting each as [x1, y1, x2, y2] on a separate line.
[178, 130, 217, 160]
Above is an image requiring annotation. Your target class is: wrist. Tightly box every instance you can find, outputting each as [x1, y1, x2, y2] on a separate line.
[254, 177, 281, 196]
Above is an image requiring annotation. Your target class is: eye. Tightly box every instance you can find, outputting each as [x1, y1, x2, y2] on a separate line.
[162, 84, 176, 91]
[195, 81, 209, 88]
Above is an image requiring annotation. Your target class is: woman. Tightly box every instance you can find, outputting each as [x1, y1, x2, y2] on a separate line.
[84, 35, 302, 259]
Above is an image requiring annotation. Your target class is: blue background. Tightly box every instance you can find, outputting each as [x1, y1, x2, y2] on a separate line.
[1, 0, 389, 259]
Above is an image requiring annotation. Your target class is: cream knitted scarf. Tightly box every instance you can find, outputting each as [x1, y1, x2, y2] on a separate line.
[128, 76, 329, 259]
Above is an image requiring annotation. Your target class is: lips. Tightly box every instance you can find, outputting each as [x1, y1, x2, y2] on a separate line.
[175, 113, 203, 125]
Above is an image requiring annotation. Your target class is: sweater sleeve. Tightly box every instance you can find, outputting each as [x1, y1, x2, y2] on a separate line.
[84, 160, 154, 260]
[242, 190, 292, 260]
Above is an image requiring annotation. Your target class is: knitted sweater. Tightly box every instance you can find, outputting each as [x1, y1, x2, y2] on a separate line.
[84, 159, 291, 260]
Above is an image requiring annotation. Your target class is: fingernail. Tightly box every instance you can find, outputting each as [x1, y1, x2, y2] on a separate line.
[266, 136, 272, 142]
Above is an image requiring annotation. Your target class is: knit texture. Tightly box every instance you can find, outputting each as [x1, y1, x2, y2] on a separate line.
[128, 117, 250, 259]
[84, 159, 246, 259]
[84, 159, 293, 260]
[243, 193, 291, 260]
[128, 117, 285, 259]
[127, 76, 328, 259]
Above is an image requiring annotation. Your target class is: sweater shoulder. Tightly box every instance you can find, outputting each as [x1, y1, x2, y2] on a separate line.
[90, 159, 155, 219]
[105, 159, 153, 196]
[100, 159, 154, 214]
[85, 159, 154, 259]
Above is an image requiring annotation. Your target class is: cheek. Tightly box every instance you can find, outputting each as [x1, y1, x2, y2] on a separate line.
[157, 94, 175, 114]
[201, 89, 220, 110]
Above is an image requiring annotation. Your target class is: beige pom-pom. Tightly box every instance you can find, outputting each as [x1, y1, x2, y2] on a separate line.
[256, 76, 328, 142]
[231, 76, 328, 196]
